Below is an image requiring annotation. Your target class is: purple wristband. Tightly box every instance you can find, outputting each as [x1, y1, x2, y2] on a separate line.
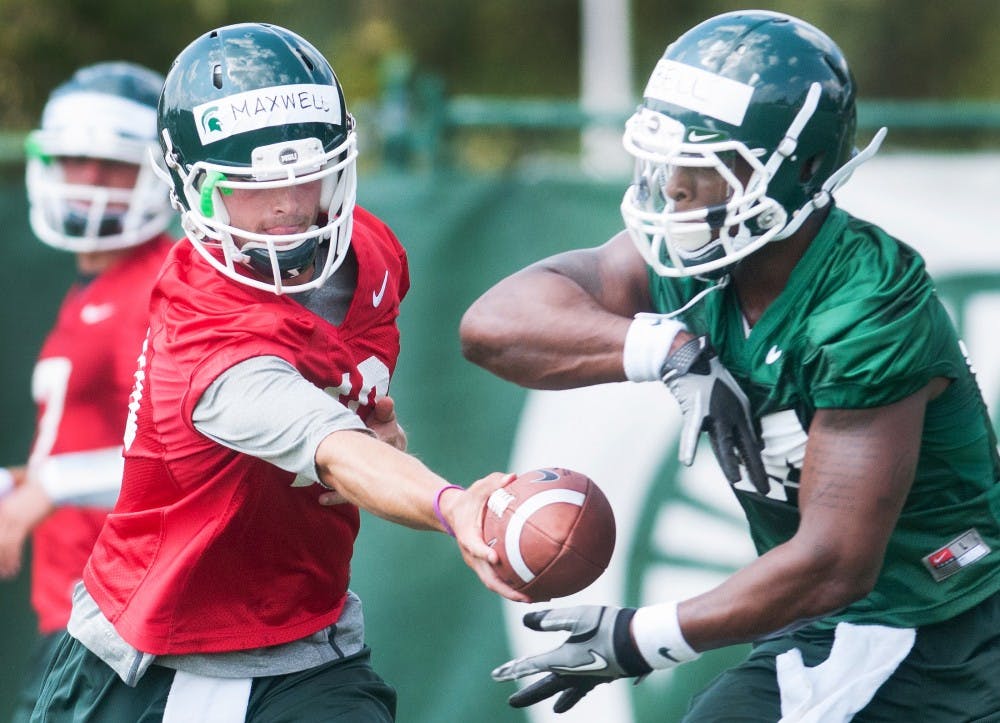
[434, 484, 464, 537]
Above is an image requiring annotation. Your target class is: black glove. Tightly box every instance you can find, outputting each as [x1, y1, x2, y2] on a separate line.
[491, 606, 651, 714]
[661, 336, 769, 493]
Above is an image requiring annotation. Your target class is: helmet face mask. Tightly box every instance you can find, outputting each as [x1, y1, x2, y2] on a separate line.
[622, 106, 788, 277]
[621, 11, 859, 278]
[156, 23, 358, 295]
[26, 63, 172, 253]
[160, 127, 357, 292]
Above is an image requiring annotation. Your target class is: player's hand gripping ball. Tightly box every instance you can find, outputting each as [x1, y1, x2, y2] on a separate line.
[482, 468, 616, 601]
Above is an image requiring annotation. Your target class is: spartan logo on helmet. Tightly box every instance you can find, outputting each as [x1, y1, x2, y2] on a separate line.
[200, 107, 223, 136]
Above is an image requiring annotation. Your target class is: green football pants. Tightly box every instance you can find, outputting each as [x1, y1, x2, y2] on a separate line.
[683, 592, 1000, 723]
[31, 633, 397, 722]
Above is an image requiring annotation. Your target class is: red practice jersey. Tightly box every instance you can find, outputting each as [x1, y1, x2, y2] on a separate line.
[29, 235, 174, 634]
[84, 207, 409, 655]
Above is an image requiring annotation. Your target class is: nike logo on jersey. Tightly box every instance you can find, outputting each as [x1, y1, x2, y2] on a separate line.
[765, 345, 782, 364]
[80, 303, 116, 325]
[372, 270, 389, 308]
[551, 650, 609, 673]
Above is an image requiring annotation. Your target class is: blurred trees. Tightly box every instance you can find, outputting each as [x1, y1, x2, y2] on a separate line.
[0, 0, 282, 128]
[0, 0, 997, 129]
[630, 0, 1000, 101]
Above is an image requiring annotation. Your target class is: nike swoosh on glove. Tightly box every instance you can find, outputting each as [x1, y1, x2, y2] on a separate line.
[491, 606, 651, 714]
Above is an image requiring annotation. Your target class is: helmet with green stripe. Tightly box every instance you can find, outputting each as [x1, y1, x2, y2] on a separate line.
[621, 10, 882, 278]
[156, 23, 357, 294]
[26, 62, 172, 252]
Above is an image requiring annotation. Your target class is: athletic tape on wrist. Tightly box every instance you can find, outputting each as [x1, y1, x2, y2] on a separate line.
[623, 314, 687, 382]
[0, 467, 13, 498]
[433, 484, 464, 537]
[614, 608, 653, 676]
[631, 601, 700, 670]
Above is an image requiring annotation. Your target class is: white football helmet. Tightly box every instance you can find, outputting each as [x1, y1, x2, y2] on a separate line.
[25, 62, 172, 253]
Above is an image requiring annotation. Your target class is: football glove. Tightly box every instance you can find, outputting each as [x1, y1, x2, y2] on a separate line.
[491, 606, 651, 714]
[661, 336, 769, 493]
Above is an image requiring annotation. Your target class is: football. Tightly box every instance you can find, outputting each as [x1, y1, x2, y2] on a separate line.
[482, 467, 616, 601]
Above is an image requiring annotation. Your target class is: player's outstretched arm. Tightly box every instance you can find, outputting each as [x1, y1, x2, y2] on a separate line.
[460, 231, 651, 390]
[663, 377, 945, 653]
[315, 429, 530, 602]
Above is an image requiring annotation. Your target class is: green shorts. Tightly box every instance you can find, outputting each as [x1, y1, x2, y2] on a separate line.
[682, 592, 1000, 723]
[31, 634, 397, 722]
[10, 631, 63, 723]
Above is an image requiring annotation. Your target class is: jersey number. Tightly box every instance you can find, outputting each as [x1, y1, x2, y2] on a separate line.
[325, 356, 391, 411]
[29, 357, 73, 465]
[123, 332, 149, 451]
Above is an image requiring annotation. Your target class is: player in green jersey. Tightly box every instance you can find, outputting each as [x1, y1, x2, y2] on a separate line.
[461, 10, 1000, 721]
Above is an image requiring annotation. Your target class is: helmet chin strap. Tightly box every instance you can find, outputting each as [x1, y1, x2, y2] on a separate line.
[762, 83, 822, 180]
[747, 81, 820, 244]
[662, 274, 731, 318]
[764, 80, 887, 241]
[240, 225, 322, 280]
[776, 125, 887, 240]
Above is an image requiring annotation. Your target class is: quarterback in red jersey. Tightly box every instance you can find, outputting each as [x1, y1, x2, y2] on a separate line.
[0, 62, 174, 722]
[31, 24, 522, 723]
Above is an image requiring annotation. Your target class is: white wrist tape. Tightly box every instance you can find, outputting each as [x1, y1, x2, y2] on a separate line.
[0, 467, 13, 498]
[631, 601, 700, 670]
[623, 314, 687, 382]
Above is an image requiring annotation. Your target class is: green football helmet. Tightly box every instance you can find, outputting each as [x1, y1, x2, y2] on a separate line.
[155, 23, 357, 294]
[621, 10, 885, 278]
[25, 62, 172, 252]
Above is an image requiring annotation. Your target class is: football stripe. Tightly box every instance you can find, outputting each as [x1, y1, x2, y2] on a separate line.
[505, 489, 586, 582]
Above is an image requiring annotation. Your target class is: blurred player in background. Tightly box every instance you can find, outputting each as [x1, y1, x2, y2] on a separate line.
[462, 10, 1000, 721]
[31, 23, 523, 722]
[0, 61, 174, 722]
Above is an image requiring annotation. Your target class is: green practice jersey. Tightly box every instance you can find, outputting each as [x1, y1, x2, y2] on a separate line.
[649, 206, 1000, 628]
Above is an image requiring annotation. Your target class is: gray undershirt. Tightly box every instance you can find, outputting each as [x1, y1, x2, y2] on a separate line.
[69, 248, 376, 683]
